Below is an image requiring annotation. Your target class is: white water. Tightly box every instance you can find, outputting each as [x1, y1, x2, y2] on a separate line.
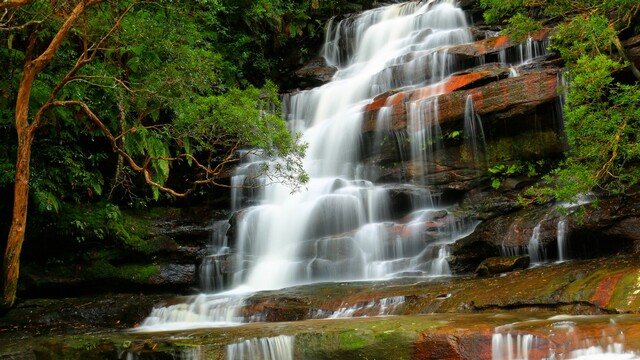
[491, 332, 639, 360]
[226, 335, 295, 360]
[492, 316, 640, 360]
[234, 0, 474, 289]
[310, 295, 407, 319]
[557, 219, 568, 261]
[527, 224, 545, 263]
[140, 0, 485, 330]
[463, 94, 486, 165]
[497, 37, 552, 71]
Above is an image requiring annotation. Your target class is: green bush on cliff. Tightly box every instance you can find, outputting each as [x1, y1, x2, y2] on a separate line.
[480, 0, 640, 203]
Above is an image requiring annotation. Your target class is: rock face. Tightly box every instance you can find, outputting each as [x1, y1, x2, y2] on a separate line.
[18, 206, 222, 297]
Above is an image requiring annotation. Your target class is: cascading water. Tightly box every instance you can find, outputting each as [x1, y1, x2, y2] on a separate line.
[557, 218, 568, 261]
[491, 317, 640, 360]
[139, 0, 480, 330]
[226, 335, 295, 360]
[463, 94, 486, 165]
[527, 224, 545, 263]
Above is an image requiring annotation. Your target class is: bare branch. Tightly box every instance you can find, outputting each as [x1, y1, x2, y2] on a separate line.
[32, 1, 137, 128]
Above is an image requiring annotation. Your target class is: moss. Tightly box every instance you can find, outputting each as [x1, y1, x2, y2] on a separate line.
[85, 260, 159, 283]
[486, 130, 560, 165]
[339, 329, 371, 350]
[607, 269, 640, 312]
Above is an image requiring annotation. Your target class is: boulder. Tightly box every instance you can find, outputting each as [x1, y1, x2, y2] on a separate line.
[475, 256, 530, 276]
[623, 34, 640, 71]
[148, 264, 197, 286]
[292, 57, 338, 88]
[444, 28, 552, 60]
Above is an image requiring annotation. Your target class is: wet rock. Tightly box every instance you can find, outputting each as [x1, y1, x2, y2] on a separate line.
[148, 264, 196, 286]
[384, 184, 439, 217]
[444, 29, 552, 60]
[449, 206, 559, 273]
[475, 256, 530, 276]
[436, 69, 560, 126]
[0, 294, 170, 335]
[292, 57, 338, 88]
[362, 64, 511, 120]
[462, 185, 524, 220]
[623, 34, 640, 71]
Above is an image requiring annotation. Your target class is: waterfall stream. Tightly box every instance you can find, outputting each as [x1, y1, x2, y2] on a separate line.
[232, 0, 475, 292]
[138, 0, 556, 331]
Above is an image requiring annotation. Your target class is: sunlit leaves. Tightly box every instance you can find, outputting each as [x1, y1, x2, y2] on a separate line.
[550, 14, 617, 65]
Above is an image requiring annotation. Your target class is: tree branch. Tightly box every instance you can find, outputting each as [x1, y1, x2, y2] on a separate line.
[32, 1, 136, 128]
[45, 100, 247, 198]
[0, 0, 32, 9]
[612, 32, 640, 81]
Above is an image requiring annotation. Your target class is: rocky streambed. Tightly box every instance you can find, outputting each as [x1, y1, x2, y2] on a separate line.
[2, 252, 639, 358]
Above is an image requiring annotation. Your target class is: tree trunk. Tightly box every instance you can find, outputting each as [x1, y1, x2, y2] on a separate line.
[2, 64, 36, 308]
[2, 129, 34, 308]
[1, 0, 104, 308]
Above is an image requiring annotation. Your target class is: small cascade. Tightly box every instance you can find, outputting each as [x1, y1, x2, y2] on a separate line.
[311, 295, 407, 319]
[429, 246, 451, 275]
[200, 220, 231, 292]
[463, 94, 486, 166]
[492, 316, 640, 360]
[497, 36, 552, 69]
[137, 293, 248, 330]
[226, 335, 295, 360]
[491, 332, 539, 360]
[557, 218, 568, 261]
[407, 97, 442, 186]
[570, 346, 639, 360]
[527, 224, 545, 263]
[501, 221, 548, 263]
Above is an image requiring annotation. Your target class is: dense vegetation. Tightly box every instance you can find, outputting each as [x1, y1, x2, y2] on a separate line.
[0, 0, 378, 308]
[479, 0, 640, 203]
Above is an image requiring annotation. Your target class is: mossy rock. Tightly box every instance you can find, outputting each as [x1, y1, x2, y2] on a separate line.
[475, 256, 530, 276]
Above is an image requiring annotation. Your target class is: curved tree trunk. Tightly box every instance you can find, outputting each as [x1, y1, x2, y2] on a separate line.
[2, 62, 37, 308]
[1, 0, 102, 308]
[2, 128, 34, 308]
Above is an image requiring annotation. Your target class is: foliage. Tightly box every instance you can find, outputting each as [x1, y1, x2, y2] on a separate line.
[479, 0, 640, 202]
[0, 0, 339, 306]
[1, 0, 312, 211]
[489, 160, 545, 189]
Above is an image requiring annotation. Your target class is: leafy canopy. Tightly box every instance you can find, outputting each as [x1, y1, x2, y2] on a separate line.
[0, 0, 312, 211]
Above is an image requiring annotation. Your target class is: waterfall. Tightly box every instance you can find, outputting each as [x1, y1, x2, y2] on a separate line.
[491, 332, 538, 360]
[463, 94, 486, 165]
[226, 335, 295, 360]
[235, 0, 474, 291]
[497, 36, 552, 70]
[527, 224, 545, 263]
[139, 0, 480, 329]
[492, 317, 639, 360]
[200, 220, 231, 292]
[557, 219, 568, 261]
